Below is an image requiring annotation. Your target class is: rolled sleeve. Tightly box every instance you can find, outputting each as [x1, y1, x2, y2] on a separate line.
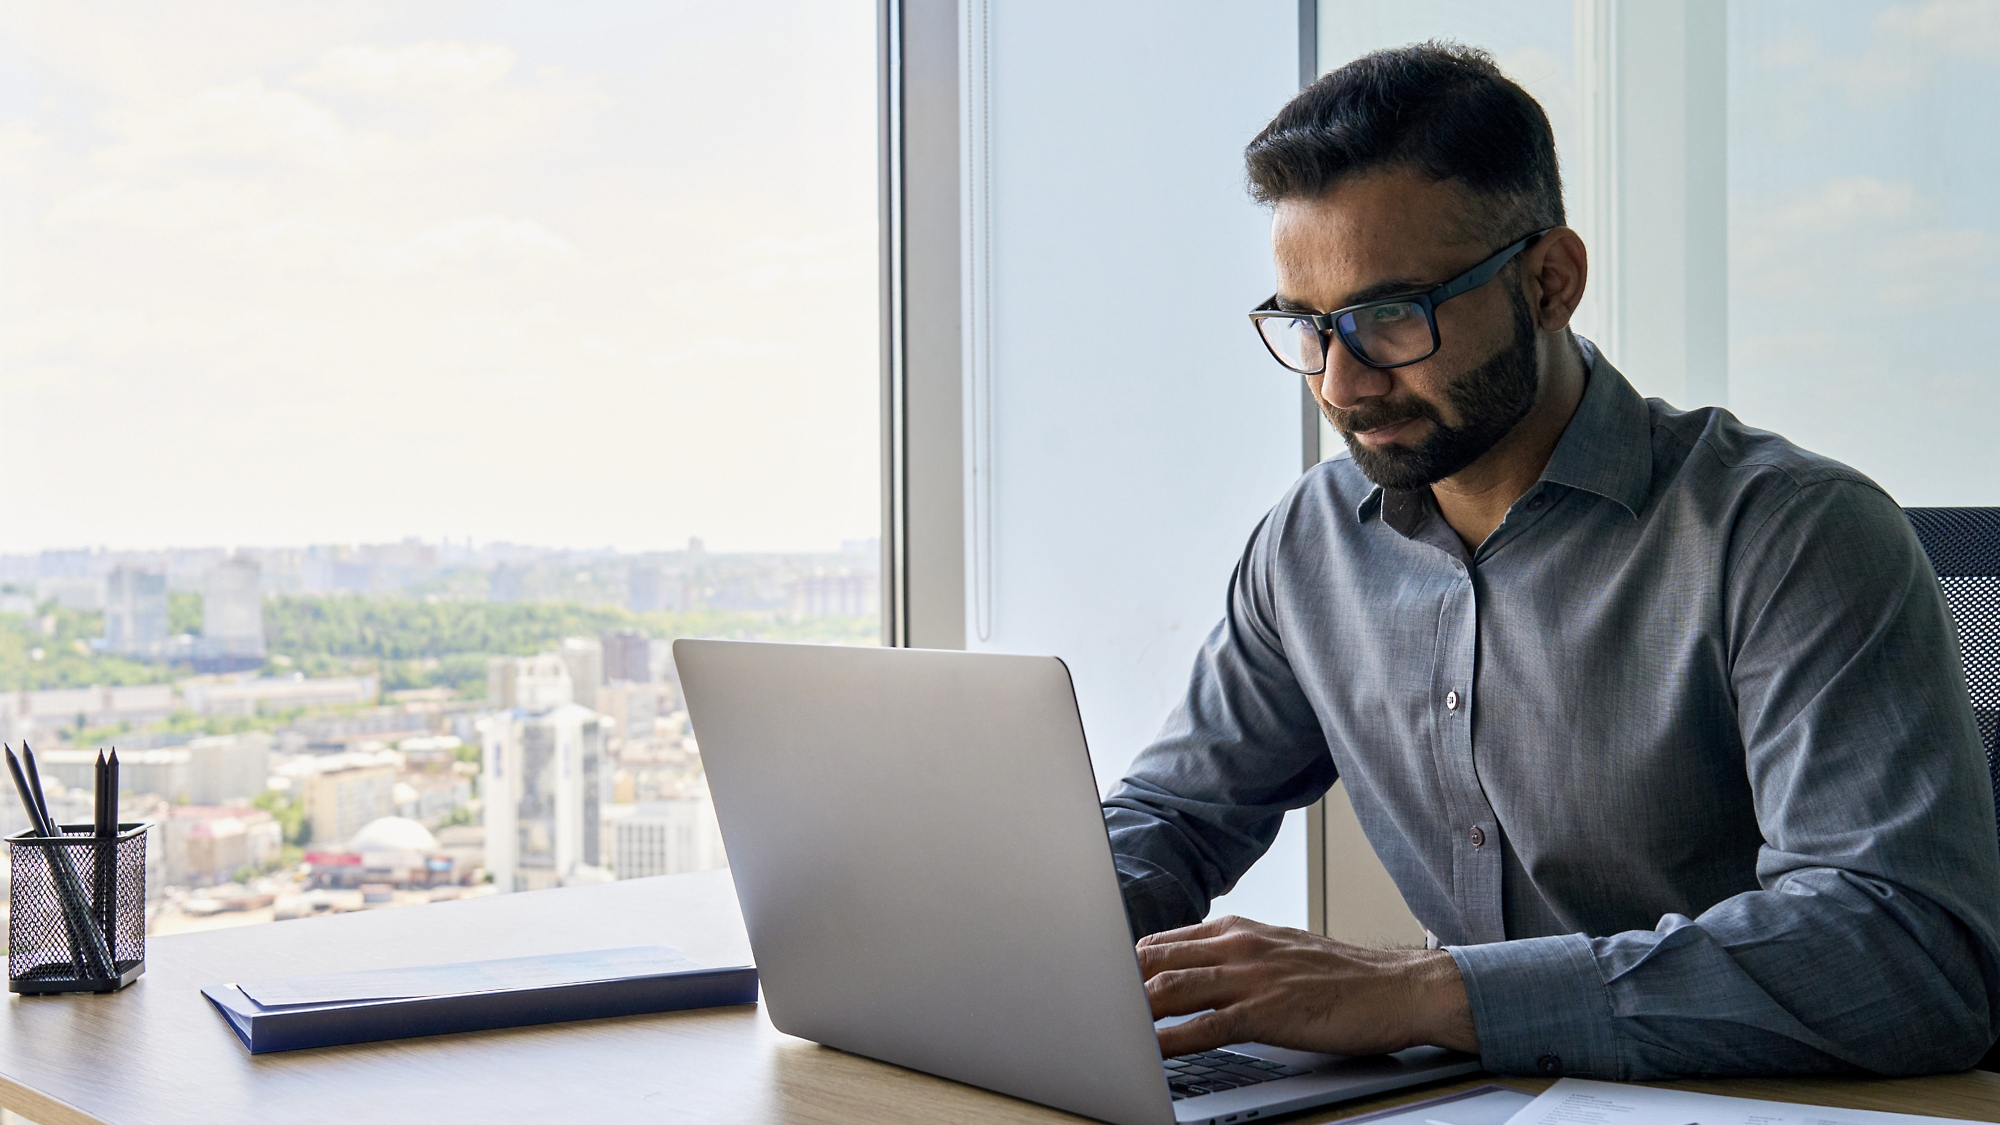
[1450, 934, 1616, 1078]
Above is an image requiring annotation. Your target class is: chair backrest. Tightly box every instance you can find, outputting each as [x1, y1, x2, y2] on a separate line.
[1905, 507, 2000, 836]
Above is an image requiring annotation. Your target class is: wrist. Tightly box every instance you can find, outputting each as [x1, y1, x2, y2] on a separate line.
[1408, 949, 1479, 1053]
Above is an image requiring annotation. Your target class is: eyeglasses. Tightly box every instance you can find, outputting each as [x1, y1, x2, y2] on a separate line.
[1248, 229, 1550, 374]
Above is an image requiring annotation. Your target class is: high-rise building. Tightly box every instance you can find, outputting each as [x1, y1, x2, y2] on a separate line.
[789, 569, 881, 617]
[301, 763, 397, 847]
[103, 566, 169, 656]
[602, 630, 653, 684]
[196, 556, 265, 672]
[480, 695, 605, 894]
[558, 636, 603, 709]
[612, 796, 725, 879]
[486, 653, 572, 712]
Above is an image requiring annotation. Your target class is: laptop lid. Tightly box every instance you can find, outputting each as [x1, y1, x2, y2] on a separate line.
[677, 640, 1176, 1125]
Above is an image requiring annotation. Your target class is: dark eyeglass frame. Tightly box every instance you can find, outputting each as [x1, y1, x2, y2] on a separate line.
[1248, 228, 1552, 374]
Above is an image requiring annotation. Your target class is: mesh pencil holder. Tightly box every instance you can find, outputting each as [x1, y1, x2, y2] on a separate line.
[7, 823, 148, 994]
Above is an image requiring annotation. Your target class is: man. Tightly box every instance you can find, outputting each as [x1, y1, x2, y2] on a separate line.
[1104, 42, 2000, 1079]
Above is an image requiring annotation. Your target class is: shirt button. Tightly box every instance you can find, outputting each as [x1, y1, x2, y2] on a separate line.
[1537, 1054, 1563, 1076]
[1469, 826, 1485, 848]
[1444, 690, 1460, 710]
[1527, 494, 1547, 512]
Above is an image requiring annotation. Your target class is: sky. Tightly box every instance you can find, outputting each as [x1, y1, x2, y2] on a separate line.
[0, 0, 879, 553]
[1727, 0, 2000, 507]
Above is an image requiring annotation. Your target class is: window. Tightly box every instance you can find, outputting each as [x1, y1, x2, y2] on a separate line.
[1727, 0, 2000, 504]
[0, 2, 878, 923]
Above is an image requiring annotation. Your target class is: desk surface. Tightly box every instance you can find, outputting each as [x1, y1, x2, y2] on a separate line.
[0, 871, 1994, 1125]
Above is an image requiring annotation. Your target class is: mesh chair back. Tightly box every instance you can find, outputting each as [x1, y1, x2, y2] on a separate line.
[1905, 507, 2000, 834]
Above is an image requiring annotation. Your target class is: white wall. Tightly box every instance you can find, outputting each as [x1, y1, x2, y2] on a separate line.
[958, 0, 1308, 927]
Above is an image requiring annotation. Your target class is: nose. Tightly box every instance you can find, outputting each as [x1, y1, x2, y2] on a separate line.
[1316, 342, 1393, 410]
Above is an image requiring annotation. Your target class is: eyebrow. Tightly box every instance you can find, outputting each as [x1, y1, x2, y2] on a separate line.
[1274, 278, 1431, 314]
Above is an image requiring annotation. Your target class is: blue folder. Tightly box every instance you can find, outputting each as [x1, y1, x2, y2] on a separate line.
[202, 945, 758, 1054]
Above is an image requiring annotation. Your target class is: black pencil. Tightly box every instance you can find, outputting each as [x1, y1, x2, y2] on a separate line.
[107, 749, 119, 832]
[20, 742, 52, 833]
[93, 752, 105, 837]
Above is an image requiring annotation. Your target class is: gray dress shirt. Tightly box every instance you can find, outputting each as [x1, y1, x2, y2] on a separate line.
[1103, 346, 2000, 1078]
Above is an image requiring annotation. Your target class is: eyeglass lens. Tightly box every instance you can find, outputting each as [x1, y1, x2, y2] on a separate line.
[1334, 301, 1435, 367]
[1257, 299, 1438, 373]
[1256, 316, 1326, 374]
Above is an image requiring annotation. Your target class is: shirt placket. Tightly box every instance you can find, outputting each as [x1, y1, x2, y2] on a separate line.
[1432, 557, 1505, 945]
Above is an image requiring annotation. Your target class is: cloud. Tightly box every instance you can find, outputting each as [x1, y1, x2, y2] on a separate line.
[1769, 177, 1916, 232]
[1877, 0, 2000, 60]
[97, 77, 380, 172]
[0, 120, 49, 159]
[645, 337, 787, 369]
[46, 178, 274, 234]
[730, 227, 872, 289]
[250, 212, 576, 278]
[296, 42, 517, 95]
[1760, 2, 2000, 105]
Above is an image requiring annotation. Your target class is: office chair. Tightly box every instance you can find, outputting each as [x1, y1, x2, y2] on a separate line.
[1906, 507, 2000, 1074]
[1906, 507, 2000, 832]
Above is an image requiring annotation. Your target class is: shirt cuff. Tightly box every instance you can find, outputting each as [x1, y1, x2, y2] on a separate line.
[1448, 933, 1619, 1078]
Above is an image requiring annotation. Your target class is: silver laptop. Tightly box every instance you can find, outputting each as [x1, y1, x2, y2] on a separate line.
[676, 640, 1479, 1125]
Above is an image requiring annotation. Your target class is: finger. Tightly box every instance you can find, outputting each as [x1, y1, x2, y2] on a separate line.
[1155, 1008, 1241, 1058]
[1144, 965, 1242, 1019]
[1136, 914, 1248, 949]
[1135, 934, 1235, 979]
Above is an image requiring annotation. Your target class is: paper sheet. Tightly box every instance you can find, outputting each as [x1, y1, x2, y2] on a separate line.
[1503, 1079, 1975, 1125]
[235, 945, 702, 1008]
[1342, 1085, 1538, 1125]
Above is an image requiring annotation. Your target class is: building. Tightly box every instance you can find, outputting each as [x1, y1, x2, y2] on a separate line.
[181, 674, 378, 717]
[789, 569, 881, 618]
[627, 566, 685, 613]
[103, 566, 169, 656]
[559, 636, 602, 709]
[304, 816, 457, 889]
[602, 630, 653, 684]
[594, 682, 660, 741]
[40, 735, 269, 807]
[35, 575, 102, 611]
[195, 557, 265, 672]
[160, 806, 282, 887]
[487, 653, 573, 712]
[0, 683, 175, 745]
[481, 688, 606, 893]
[182, 733, 272, 806]
[611, 796, 725, 879]
[302, 763, 397, 847]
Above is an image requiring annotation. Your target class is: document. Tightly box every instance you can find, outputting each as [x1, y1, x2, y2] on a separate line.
[1504, 1079, 1973, 1125]
[1344, 1085, 1538, 1125]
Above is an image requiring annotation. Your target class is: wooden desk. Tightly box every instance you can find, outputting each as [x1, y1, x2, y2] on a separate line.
[0, 870, 1994, 1125]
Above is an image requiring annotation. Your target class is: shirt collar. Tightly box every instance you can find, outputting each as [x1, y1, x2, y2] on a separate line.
[1352, 336, 1653, 525]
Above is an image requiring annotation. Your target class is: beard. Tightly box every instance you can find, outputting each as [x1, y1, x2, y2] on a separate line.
[1330, 289, 1541, 491]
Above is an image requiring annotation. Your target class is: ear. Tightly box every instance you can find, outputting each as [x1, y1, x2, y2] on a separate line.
[1522, 227, 1586, 332]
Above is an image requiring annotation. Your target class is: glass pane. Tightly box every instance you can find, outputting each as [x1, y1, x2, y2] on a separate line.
[1318, 1, 1579, 220]
[1258, 315, 1325, 372]
[1727, 0, 2000, 505]
[0, 2, 878, 919]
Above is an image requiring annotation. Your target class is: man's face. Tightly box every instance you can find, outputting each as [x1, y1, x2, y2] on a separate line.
[1271, 170, 1542, 490]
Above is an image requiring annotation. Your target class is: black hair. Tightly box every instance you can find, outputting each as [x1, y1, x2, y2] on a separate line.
[1244, 41, 1564, 239]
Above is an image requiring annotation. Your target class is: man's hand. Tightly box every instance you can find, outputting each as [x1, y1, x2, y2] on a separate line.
[1136, 915, 1478, 1059]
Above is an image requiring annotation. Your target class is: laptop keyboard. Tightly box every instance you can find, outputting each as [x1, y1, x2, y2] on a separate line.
[1163, 1049, 1312, 1101]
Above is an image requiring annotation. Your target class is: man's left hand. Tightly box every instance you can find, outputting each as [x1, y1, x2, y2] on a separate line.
[1136, 915, 1479, 1059]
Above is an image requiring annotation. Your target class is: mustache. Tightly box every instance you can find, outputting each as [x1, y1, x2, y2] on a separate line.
[1327, 396, 1444, 436]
